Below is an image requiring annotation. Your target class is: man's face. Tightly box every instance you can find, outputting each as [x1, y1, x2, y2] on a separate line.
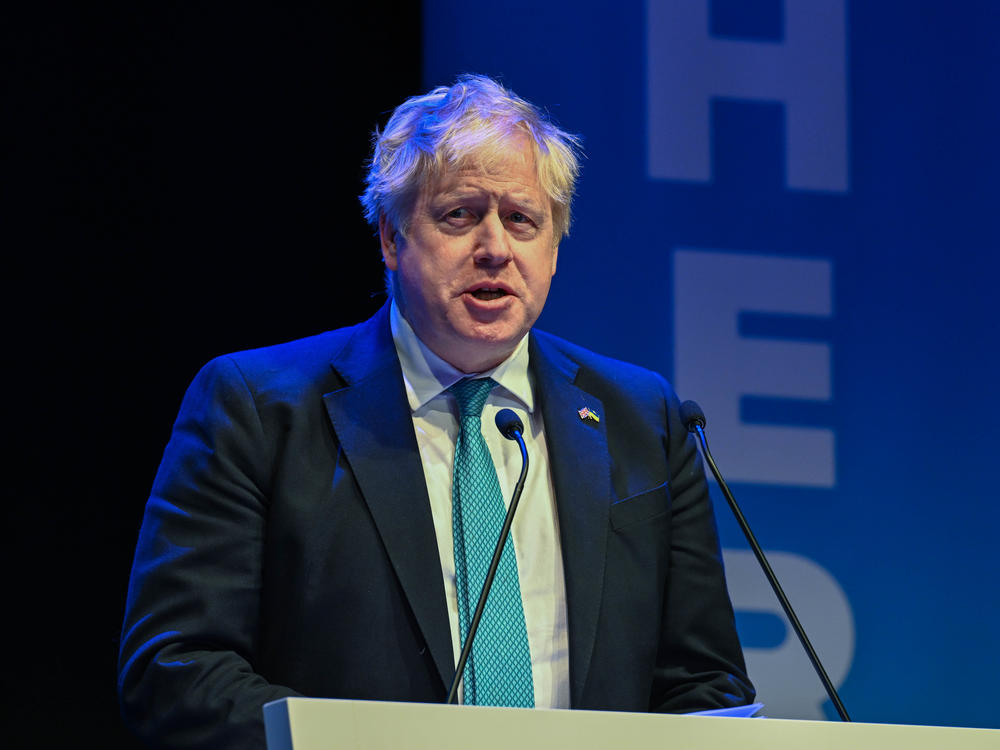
[380, 138, 558, 373]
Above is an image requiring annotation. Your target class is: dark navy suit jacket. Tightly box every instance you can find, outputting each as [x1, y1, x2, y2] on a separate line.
[118, 304, 753, 749]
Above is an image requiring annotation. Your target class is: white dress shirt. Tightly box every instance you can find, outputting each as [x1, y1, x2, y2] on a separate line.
[389, 301, 570, 709]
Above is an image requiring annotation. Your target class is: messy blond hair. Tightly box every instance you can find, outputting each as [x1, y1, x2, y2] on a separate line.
[361, 74, 582, 242]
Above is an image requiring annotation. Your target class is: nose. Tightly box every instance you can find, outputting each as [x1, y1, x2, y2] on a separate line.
[473, 214, 513, 267]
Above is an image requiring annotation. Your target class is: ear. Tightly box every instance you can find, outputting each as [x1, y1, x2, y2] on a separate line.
[549, 242, 559, 277]
[379, 213, 400, 271]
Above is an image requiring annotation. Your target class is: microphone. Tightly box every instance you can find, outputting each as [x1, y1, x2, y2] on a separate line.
[680, 400, 851, 722]
[445, 408, 531, 705]
[678, 400, 706, 430]
[495, 408, 524, 440]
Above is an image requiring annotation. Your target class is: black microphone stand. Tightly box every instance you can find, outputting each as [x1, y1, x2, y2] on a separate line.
[446, 412, 530, 705]
[682, 401, 851, 722]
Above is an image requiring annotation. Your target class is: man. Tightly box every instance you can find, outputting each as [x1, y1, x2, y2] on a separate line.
[119, 75, 754, 749]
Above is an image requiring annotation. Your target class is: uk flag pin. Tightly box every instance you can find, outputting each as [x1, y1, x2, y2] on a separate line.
[578, 406, 600, 423]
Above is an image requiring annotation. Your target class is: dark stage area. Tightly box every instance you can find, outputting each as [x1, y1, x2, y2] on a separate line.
[7, 5, 420, 745]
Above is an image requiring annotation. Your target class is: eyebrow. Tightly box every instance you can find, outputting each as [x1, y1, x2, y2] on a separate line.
[431, 188, 547, 215]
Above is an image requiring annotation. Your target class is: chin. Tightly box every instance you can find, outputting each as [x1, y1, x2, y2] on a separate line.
[465, 324, 525, 349]
[449, 330, 524, 371]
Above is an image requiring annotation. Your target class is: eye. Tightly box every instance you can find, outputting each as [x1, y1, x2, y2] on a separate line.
[441, 207, 476, 226]
[505, 211, 541, 237]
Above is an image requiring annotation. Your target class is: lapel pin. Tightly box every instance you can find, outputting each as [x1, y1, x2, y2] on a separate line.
[578, 406, 600, 423]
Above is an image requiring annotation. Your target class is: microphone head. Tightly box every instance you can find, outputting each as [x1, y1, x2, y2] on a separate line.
[679, 400, 706, 432]
[495, 408, 524, 440]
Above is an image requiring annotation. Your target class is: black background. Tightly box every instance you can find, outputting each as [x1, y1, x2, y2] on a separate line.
[7, 5, 421, 745]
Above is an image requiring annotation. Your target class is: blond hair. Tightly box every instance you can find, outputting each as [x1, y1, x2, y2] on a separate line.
[361, 74, 582, 241]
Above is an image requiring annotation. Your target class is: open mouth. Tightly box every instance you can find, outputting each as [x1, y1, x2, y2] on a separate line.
[469, 288, 509, 301]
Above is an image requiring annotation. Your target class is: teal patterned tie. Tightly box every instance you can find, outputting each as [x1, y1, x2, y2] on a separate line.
[449, 378, 534, 707]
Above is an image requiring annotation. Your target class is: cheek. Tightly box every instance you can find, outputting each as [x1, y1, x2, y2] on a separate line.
[527, 265, 555, 308]
[397, 252, 452, 306]
[534, 246, 559, 283]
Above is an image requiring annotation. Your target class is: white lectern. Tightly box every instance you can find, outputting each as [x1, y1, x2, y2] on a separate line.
[264, 697, 999, 750]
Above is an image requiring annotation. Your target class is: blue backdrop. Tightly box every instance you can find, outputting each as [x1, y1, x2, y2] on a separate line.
[424, 0, 999, 728]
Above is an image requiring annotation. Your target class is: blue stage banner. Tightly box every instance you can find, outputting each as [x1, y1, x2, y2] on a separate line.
[424, 0, 999, 728]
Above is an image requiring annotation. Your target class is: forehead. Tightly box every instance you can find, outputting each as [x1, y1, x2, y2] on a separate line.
[424, 140, 546, 204]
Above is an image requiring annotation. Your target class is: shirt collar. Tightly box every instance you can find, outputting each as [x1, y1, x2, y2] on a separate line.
[389, 299, 535, 414]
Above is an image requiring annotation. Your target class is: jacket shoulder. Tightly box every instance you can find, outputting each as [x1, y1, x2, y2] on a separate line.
[193, 315, 382, 406]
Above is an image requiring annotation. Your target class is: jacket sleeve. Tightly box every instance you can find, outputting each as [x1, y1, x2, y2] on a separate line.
[118, 356, 299, 749]
[650, 382, 756, 712]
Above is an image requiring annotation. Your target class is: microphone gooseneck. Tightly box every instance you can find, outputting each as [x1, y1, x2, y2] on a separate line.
[679, 400, 851, 722]
[446, 408, 530, 705]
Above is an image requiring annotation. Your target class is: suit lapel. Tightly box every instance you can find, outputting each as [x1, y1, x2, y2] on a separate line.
[321, 307, 454, 692]
[530, 333, 613, 708]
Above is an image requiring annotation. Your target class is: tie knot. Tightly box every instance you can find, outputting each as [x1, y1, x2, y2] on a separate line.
[449, 378, 496, 419]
